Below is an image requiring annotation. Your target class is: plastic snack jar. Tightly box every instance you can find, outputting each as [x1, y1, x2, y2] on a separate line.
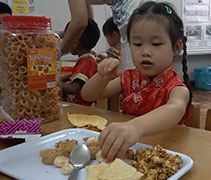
[0, 15, 62, 123]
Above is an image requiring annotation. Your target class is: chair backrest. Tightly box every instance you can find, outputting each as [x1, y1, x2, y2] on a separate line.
[205, 109, 211, 131]
[184, 102, 200, 128]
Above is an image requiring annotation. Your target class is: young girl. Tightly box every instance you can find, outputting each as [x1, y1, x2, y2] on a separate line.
[81, 1, 192, 162]
[93, 17, 121, 60]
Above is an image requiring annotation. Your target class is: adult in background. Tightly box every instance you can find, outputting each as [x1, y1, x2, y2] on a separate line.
[61, 0, 143, 71]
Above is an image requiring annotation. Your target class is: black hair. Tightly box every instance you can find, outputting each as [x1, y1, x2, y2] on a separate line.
[0, 2, 12, 15]
[64, 18, 100, 50]
[127, 1, 192, 103]
[102, 17, 119, 36]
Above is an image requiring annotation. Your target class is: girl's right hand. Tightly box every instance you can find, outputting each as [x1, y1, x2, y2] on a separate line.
[98, 58, 121, 80]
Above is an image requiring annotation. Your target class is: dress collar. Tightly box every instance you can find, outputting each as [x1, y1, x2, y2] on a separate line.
[140, 65, 174, 88]
[77, 53, 96, 63]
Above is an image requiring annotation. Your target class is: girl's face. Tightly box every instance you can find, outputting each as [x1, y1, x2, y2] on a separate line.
[129, 19, 181, 78]
[105, 32, 120, 48]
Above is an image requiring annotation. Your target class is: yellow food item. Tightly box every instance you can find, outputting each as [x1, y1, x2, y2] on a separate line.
[53, 156, 69, 167]
[66, 113, 108, 131]
[40, 149, 65, 165]
[61, 162, 74, 175]
[86, 158, 143, 180]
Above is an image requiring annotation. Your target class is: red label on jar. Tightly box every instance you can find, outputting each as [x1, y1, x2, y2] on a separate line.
[27, 48, 56, 91]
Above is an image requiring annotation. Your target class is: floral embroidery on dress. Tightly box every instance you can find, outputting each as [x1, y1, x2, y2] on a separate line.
[133, 92, 142, 103]
[141, 80, 148, 87]
[132, 79, 140, 89]
[154, 78, 164, 87]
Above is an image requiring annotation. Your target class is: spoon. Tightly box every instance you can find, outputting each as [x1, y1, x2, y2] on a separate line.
[68, 143, 91, 180]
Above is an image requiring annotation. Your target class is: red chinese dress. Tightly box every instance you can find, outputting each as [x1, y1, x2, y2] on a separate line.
[67, 53, 97, 106]
[120, 65, 190, 124]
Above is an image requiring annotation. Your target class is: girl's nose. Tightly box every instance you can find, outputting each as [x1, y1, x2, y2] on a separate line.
[142, 46, 151, 57]
[142, 51, 151, 57]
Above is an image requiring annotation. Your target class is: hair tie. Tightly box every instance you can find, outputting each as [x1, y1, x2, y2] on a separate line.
[165, 6, 172, 14]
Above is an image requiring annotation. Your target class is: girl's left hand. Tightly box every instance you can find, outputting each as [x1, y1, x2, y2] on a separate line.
[99, 121, 141, 162]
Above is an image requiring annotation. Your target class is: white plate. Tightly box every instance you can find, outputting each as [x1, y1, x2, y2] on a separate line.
[0, 128, 193, 180]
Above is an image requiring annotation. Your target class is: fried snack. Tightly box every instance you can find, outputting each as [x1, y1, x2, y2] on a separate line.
[87, 141, 100, 160]
[40, 139, 78, 165]
[61, 162, 74, 175]
[83, 136, 98, 145]
[56, 139, 78, 157]
[83, 136, 100, 160]
[95, 150, 104, 162]
[40, 149, 65, 165]
[0, 31, 61, 122]
[53, 156, 69, 167]
[66, 113, 108, 131]
[86, 158, 143, 180]
[128, 145, 183, 180]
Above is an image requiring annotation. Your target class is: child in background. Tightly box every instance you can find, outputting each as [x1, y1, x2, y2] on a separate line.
[62, 18, 100, 106]
[93, 17, 121, 61]
[61, 0, 144, 71]
[0, 2, 12, 23]
[81, 1, 192, 162]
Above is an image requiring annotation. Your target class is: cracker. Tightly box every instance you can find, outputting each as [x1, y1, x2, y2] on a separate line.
[86, 158, 143, 180]
[66, 113, 107, 131]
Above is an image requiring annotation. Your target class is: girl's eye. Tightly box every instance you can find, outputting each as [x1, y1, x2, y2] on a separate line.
[133, 43, 142, 46]
[152, 43, 163, 46]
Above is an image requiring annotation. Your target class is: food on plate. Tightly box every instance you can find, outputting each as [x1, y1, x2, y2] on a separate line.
[40, 149, 65, 165]
[66, 113, 108, 131]
[87, 141, 100, 160]
[40, 135, 183, 179]
[40, 139, 77, 165]
[57, 139, 78, 156]
[128, 145, 183, 180]
[53, 156, 69, 167]
[83, 136, 100, 160]
[61, 162, 74, 175]
[95, 150, 103, 162]
[86, 158, 144, 180]
[83, 136, 98, 144]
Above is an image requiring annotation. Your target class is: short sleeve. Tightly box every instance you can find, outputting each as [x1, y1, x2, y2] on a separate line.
[71, 56, 97, 83]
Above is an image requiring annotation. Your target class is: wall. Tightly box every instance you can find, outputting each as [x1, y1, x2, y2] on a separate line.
[1, 0, 210, 80]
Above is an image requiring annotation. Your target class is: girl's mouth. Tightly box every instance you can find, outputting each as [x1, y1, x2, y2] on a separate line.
[141, 60, 153, 66]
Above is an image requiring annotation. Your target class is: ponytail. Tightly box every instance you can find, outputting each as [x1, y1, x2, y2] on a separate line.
[182, 36, 193, 103]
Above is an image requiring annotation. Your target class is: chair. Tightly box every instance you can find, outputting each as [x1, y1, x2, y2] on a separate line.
[184, 102, 200, 128]
[205, 109, 211, 131]
[96, 95, 120, 112]
[96, 99, 108, 110]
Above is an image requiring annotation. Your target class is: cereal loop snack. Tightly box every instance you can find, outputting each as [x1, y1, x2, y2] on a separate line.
[0, 15, 61, 123]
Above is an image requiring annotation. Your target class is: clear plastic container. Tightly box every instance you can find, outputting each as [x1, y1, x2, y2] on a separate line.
[0, 15, 62, 123]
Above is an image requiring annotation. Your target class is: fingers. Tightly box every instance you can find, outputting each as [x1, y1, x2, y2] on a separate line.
[100, 131, 117, 160]
[98, 58, 120, 79]
[105, 137, 124, 162]
[99, 123, 131, 162]
[99, 126, 110, 148]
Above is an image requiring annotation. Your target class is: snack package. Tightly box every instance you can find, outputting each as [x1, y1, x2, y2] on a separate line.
[0, 119, 41, 141]
[0, 15, 62, 124]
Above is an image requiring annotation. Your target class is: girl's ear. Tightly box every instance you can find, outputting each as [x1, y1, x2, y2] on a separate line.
[174, 40, 183, 56]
